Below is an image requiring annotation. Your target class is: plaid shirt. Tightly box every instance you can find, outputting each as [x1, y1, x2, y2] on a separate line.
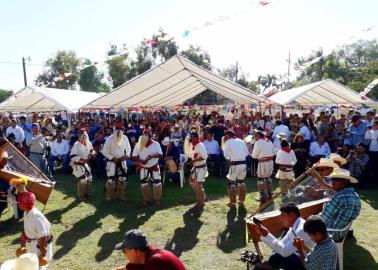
[305, 238, 337, 270]
[321, 187, 361, 239]
[347, 153, 369, 178]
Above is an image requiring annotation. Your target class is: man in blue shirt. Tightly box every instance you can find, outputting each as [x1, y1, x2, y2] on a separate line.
[320, 168, 361, 240]
[346, 114, 367, 147]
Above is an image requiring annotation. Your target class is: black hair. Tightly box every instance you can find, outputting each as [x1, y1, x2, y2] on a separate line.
[276, 120, 282, 126]
[351, 114, 360, 123]
[279, 203, 300, 218]
[303, 215, 327, 235]
[357, 143, 366, 149]
[280, 140, 289, 148]
[374, 121, 378, 126]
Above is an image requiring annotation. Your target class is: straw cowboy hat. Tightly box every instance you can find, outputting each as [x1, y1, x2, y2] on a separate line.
[276, 132, 287, 138]
[162, 137, 171, 146]
[314, 158, 339, 169]
[243, 135, 253, 144]
[328, 168, 358, 183]
[329, 153, 347, 166]
[0, 253, 39, 270]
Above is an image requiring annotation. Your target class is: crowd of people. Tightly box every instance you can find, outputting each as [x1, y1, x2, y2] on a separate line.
[0, 106, 376, 269]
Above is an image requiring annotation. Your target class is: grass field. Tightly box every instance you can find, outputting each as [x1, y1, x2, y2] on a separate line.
[0, 173, 377, 270]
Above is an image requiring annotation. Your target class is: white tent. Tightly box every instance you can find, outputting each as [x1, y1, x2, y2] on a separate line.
[0, 86, 103, 113]
[83, 55, 266, 109]
[268, 79, 378, 106]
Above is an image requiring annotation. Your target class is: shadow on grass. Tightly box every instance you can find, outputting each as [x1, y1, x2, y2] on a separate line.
[358, 187, 378, 210]
[50, 174, 227, 262]
[164, 206, 204, 257]
[344, 236, 378, 269]
[216, 206, 247, 253]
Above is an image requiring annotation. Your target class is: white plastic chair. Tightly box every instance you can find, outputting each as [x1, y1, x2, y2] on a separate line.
[179, 154, 187, 188]
[328, 222, 353, 270]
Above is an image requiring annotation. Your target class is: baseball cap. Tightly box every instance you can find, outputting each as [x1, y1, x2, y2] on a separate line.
[114, 229, 148, 251]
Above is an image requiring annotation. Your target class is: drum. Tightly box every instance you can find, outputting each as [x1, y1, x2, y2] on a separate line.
[166, 159, 177, 173]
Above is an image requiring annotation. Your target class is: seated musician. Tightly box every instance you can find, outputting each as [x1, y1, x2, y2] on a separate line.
[293, 215, 337, 270]
[320, 168, 361, 241]
[251, 203, 314, 270]
[301, 158, 339, 201]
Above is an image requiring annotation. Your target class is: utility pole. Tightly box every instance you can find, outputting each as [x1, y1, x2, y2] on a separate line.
[287, 51, 291, 84]
[22, 57, 28, 87]
[235, 61, 238, 82]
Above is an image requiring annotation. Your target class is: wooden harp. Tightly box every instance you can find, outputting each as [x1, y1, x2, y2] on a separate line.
[0, 138, 55, 204]
[245, 168, 331, 257]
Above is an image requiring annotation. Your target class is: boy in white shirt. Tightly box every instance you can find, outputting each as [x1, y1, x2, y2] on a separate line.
[275, 140, 297, 196]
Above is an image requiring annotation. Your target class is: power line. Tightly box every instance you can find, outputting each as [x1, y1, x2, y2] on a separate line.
[0, 60, 44, 66]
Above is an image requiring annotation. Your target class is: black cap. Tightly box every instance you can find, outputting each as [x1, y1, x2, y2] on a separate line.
[114, 229, 148, 251]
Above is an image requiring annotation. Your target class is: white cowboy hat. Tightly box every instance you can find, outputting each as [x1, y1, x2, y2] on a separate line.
[329, 153, 347, 166]
[314, 158, 339, 169]
[276, 132, 287, 138]
[162, 137, 171, 146]
[243, 135, 253, 144]
[328, 168, 358, 183]
[0, 253, 39, 270]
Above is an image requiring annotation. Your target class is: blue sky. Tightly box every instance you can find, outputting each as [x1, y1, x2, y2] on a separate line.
[0, 0, 377, 91]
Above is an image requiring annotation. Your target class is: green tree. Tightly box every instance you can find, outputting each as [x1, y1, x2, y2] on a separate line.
[106, 45, 132, 88]
[78, 59, 110, 92]
[181, 45, 211, 70]
[0, 89, 13, 103]
[35, 50, 80, 89]
[338, 39, 378, 68]
[150, 28, 178, 61]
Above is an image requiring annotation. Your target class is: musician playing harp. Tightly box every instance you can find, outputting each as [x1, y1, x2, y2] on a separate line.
[250, 203, 314, 270]
[223, 129, 249, 208]
[252, 130, 275, 204]
[101, 126, 131, 201]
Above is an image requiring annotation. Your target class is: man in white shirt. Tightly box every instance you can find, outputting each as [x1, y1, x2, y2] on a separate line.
[48, 133, 70, 176]
[26, 123, 46, 172]
[275, 140, 297, 196]
[185, 130, 208, 208]
[70, 130, 96, 200]
[132, 128, 163, 206]
[272, 121, 290, 141]
[17, 192, 52, 267]
[252, 130, 275, 204]
[251, 203, 314, 270]
[6, 119, 25, 151]
[365, 120, 378, 182]
[223, 130, 249, 207]
[102, 127, 131, 201]
[203, 132, 221, 177]
[309, 135, 331, 164]
[299, 120, 311, 148]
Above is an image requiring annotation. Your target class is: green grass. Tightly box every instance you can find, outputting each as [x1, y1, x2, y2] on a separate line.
[0, 173, 377, 269]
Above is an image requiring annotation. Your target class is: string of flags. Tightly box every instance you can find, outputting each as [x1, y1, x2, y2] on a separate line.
[181, 0, 272, 38]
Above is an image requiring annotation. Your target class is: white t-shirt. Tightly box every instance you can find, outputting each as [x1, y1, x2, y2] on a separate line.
[132, 140, 162, 168]
[276, 149, 297, 166]
[252, 139, 275, 159]
[223, 138, 248, 161]
[24, 207, 51, 239]
[70, 141, 93, 161]
[188, 142, 208, 167]
[102, 135, 131, 159]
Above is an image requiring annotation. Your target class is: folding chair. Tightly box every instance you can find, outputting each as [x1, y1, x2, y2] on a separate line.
[179, 154, 187, 188]
[328, 221, 353, 270]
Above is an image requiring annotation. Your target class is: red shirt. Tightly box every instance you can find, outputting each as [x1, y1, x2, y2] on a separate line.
[126, 246, 186, 270]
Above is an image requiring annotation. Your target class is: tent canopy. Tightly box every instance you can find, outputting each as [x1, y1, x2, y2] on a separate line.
[84, 55, 266, 109]
[268, 79, 378, 106]
[0, 87, 103, 113]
